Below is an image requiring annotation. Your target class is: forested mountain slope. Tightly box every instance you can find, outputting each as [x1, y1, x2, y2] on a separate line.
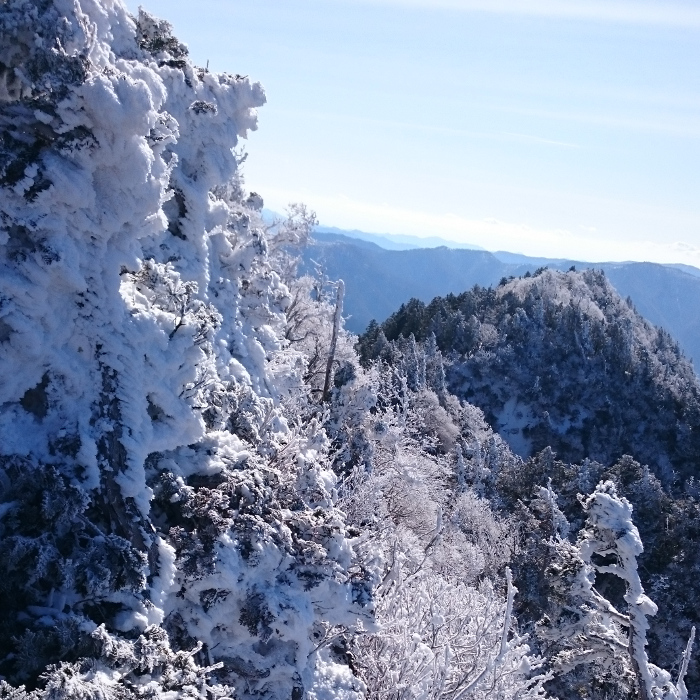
[307, 232, 700, 367]
[359, 272, 700, 695]
[360, 268, 700, 483]
[603, 262, 700, 376]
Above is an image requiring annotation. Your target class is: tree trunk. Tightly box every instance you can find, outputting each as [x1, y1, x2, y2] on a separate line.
[323, 280, 345, 402]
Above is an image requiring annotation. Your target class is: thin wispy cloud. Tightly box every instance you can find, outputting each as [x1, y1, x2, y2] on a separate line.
[506, 106, 700, 138]
[343, 0, 700, 28]
[276, 108, 582, 148]
[501, 132, 581, 149]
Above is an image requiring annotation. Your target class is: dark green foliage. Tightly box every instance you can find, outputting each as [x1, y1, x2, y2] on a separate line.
[135, 11, 189, 59]
[0, 0, 98, 209]
[0, 458, 148, 686]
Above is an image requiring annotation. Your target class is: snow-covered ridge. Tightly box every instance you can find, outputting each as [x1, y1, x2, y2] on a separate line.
[362, 268, 700, 479]
[497, 269, 606, 323]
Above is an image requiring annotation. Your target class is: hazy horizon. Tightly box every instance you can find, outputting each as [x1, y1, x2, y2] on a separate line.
[127, 0, 700, 267]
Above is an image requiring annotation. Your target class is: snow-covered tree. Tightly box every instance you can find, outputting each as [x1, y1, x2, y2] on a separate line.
[0, 2, 369, 697]
[354, 561, 550, 700]
[326, 344, 549, 699]
[542, 481, 695, 700]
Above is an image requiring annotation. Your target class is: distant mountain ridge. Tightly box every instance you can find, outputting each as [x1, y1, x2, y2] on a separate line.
[305, 230, 700, 368]
[315, 225, 487, 251]
[668, 263, 700, 278]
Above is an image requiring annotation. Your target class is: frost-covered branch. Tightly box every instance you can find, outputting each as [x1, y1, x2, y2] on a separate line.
[545, 480, 691, 699]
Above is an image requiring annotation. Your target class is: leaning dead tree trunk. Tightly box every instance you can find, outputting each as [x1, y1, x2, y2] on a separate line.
[676, 627, 695, 700]
[322, 279, 345, 402]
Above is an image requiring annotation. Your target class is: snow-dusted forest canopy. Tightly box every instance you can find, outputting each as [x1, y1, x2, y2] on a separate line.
[0, 2, 697, 699]
[304, 230, 700, 367]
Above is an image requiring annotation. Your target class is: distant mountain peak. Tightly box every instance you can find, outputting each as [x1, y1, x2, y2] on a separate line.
[305, 229, 700, 366]
[361, 267, 700, 481]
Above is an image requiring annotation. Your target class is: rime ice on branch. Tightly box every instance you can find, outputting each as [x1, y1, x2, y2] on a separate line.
[544, 480, 696, 700]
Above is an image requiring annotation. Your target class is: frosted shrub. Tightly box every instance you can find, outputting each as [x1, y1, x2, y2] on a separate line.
[354, 557, 549, 700]
[446, 490, 517, 581]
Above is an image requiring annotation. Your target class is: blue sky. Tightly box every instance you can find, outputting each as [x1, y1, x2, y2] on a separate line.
[127, 0, 700, 265]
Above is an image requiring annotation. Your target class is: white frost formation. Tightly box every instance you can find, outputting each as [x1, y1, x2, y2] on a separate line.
[0, 1, 368, 697]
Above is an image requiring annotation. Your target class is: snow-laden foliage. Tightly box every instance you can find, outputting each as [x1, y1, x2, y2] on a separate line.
[0, 2, 370, 697]
[541, 481, 695, 700]
[356, 565, 549, 700]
